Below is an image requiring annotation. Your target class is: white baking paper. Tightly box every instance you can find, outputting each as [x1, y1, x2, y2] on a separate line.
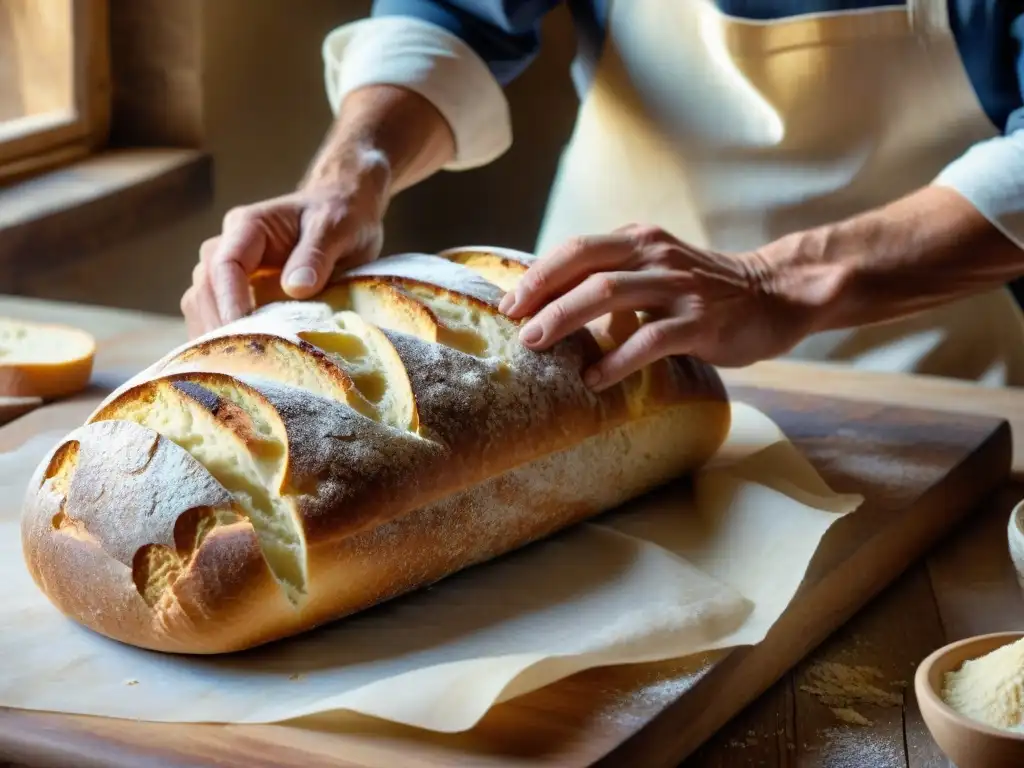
[0, 402, 861, 732]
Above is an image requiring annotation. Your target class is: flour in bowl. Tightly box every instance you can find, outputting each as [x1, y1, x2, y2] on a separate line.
[942, 637, 1024, 732]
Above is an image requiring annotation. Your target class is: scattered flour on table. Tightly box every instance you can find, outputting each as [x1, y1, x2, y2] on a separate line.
[942, 636, 1024, 732]
[830, 707, 873, 726]
[800, 662, 904, 727]
[817, 726, 904, 768]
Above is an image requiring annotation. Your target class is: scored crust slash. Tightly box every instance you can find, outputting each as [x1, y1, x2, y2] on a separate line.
[20, 247, 731, 654]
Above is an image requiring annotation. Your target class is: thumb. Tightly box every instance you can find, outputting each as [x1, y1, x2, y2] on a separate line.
[282, 201, 370, 299]
[281, 227, 338, 300]
[282, 220, 384, 299]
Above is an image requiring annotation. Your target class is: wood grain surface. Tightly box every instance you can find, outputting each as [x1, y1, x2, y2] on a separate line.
[0, 383, 1009, 768]
[722, 361, 1024, 479]
[685, 482, 1024, 768]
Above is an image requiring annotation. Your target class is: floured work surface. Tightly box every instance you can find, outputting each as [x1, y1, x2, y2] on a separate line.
[0, 385, 1010, 768]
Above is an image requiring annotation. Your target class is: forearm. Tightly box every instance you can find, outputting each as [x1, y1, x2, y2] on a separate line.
[320, 12, 520, 175]
[302, 84, 455, 197]
[764, 185, 1024, 333]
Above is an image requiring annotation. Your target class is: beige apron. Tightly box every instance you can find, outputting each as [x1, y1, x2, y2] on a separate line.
[535, 0, 1024, 385]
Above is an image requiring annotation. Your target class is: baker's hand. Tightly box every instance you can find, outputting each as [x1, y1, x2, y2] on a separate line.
[181, 156, 389, 338]
[500, 225, 819, 390]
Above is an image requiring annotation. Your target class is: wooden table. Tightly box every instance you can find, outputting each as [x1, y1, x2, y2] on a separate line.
[2, 295, 1023, 767]
[693, 364, 1024, 767]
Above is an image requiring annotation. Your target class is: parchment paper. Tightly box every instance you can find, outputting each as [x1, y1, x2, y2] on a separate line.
[0, 402, 861, 732]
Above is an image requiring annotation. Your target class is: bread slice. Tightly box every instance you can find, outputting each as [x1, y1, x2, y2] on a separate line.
[0, 317, 95, 399]
[22, 246, 731, 654]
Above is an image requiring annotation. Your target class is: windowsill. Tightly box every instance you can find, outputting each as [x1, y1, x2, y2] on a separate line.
[0, 147, 213, 271]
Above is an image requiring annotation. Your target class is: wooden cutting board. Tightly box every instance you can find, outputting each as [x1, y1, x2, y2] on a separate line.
[0, 384, 1010, 768]
[0, 396, 43, 426]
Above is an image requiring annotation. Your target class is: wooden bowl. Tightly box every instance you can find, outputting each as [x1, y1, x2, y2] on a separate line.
[916, 632, 1024, 768]
[1007, 500, 1024, 592]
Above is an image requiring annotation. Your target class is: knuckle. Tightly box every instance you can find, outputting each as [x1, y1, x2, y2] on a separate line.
[586, 273, 618, 303]
[222, 205, 253, 231]
[198, 237, 219, 263]
[307, 200, 348, 233]
[646, 243, 679, 270]
[323, 194, 353, 221]
[631, 225, 666, 248]
[523, 266, 550, 296]
[562, 236, 591, 260]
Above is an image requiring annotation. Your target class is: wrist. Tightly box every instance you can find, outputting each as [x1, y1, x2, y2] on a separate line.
[301, 130, 391, 198]
[301, 84, 454, 198]
[753, 185, 1024, 335]
[750, 226, 856, 336]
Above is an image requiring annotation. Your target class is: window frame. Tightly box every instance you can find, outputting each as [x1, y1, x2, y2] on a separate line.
[0, 0, 110, 183]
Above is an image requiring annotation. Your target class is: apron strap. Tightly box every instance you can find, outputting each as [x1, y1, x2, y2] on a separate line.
[908, 0, 950, 36]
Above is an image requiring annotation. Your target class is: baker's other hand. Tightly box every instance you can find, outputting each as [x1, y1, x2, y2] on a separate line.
[181, 155, 388, 338]
[181, 79, 461, 338]
[500, 225, 826, 391]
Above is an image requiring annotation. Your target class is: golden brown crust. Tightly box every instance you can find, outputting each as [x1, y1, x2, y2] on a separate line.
[175, 333, 362, 402]
[21, 247, 731, 654]
[439, 245, 534, 291]
[19, 419, 279, 653]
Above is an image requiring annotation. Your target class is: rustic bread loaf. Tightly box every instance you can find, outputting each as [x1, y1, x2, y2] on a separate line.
[21, 248, 731, 654]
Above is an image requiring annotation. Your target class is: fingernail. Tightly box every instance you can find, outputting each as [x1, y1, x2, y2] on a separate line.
[520, 324, 542, 346]
[498, 291, 517, 315]
[584, 368, 602, 388]
[285, 267, 318, 291]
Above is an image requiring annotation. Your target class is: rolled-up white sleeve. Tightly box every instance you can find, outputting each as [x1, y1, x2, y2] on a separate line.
[934, 130, 1024, 250]
[322, 16, 513, 171]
